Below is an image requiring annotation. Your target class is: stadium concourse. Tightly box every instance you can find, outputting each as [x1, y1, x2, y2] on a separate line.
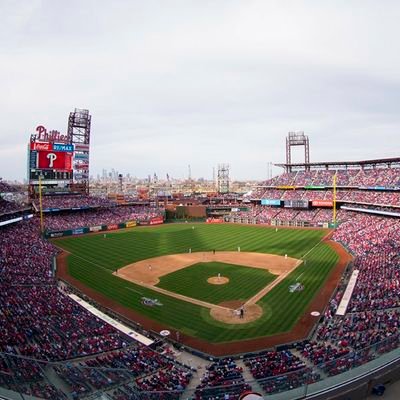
[1, 165, 400, 399]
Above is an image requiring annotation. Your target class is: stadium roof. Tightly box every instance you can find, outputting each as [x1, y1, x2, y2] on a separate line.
[275, 156, 400, 170]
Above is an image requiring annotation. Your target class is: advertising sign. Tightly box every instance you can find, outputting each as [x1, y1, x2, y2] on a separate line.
[30, 141, 53, 151]
[206, 218, 224, 223]
[74, 153, 89, 160]
[107, 224, 118, 231]
[38, 151, 72, 170]
[35, 125, 69, 143]
[284, 200, 309, 209]
[149, 217, 164, 225]
[74, 143, 90, 151]
[29, 151, 37, 169]
[49, 232, 65, 238]
[312, 200, 333, 207]
[74, 173, 89, 180]
[72, 228, 85, 235]
[261, 199, 281, 206]
[126, 221, 137, 228]
[90, 226, 103, 232]
[74, 163, 89, 170]
[53, 143, 74, 152]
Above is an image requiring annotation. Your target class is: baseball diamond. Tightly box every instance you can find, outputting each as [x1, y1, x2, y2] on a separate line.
[54, 223, 349, 355]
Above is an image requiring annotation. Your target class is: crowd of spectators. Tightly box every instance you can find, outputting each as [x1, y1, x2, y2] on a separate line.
[195, 358, 251, 400]
[34, 195, 117, 210]
[298, 212, 400, 379]
[0, 355, 66, 399]
[0, 180, 17, 193]
[0, 219, 56, 285]
[228, 205, 351, 225]
[263, 167, 400, 188]
[0, 198, 26, 215]
[244, 350, 320, 394]
[0, 216, 193, 399]
[52, 345, 192, 399]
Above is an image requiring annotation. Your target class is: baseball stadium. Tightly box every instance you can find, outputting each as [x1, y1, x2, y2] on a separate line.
[2, 112, 400, 400]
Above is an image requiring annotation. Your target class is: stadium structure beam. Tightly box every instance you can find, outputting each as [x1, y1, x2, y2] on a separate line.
[285, 132, 310, 172]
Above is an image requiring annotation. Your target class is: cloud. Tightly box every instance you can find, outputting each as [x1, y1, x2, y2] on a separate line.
[1, 1, 400, 181]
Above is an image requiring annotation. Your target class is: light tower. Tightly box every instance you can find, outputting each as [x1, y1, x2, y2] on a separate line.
[67, 108, 91, 194]
[286, 132, 310, 172]
[217, 164, 230, 194]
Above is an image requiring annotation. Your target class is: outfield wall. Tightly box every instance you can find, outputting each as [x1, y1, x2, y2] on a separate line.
[45, 217, 164, 238]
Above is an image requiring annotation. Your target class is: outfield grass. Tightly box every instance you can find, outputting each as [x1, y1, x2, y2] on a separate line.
[156, 261, 277, 304]
[55, 224, 339, 342]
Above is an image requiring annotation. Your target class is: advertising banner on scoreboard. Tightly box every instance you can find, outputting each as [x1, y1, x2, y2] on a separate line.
[38, 151, 72, 171]
[74, 163, 89, 170]
[312, 200, 333, 207]
[74, 153, 89, 160]
[74, 173, 89, 180]
[30, 141, 53, 151]
[29, 151, 37, 169]
[53, 143, 74, 152]
[261, 199, 281, 206]
[74, 143, 90, 151]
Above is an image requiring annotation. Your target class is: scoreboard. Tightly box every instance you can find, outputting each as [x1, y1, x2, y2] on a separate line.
[27, 111, 91, 195]
[28, 126, 75, 185]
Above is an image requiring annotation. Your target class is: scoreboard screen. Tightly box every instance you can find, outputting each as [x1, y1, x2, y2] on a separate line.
[284, 200, 309, 209]
[29, 170, 73, 181]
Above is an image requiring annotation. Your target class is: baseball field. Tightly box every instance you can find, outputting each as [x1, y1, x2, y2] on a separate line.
[54, 223, 347, 353]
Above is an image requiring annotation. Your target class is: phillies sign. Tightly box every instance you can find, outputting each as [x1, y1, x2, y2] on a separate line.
[34, 125, 69, 143]
[38, 151, 72, 170]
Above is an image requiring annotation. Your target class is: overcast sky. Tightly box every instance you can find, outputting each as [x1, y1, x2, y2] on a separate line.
[1, 0, 400, 182]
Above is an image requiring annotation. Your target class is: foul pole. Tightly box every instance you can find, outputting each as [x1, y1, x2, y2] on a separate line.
[332, 173, 337, 226]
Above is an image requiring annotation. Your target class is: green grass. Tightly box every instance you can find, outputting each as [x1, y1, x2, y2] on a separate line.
[54, 223, 339, 343]
[156, 261, 276, 304]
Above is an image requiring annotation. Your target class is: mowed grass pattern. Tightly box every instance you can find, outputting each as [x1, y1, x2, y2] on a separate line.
[156, 261, 276, 304]
[55, 224, 339, 342]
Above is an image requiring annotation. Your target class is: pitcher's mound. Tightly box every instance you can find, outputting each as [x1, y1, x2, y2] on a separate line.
[208, 276, 229, 285]
[210, 301, 263, 324]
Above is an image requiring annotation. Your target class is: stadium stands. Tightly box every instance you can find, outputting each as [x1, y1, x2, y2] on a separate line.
[2, 164, 400, 398]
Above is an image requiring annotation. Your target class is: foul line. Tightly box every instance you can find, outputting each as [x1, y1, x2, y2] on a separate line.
[301, 230, 332, 260]
[68, 252, 112, 273]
